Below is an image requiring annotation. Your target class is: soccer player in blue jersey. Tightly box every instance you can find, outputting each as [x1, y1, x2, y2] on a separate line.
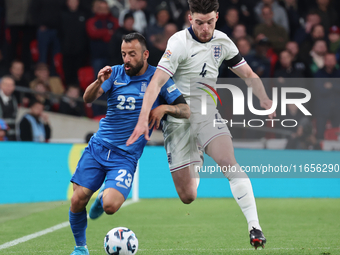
[68, 33, 190, 255]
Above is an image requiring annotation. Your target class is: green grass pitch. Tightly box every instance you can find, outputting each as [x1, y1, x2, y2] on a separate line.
[0, 198, 339, 255]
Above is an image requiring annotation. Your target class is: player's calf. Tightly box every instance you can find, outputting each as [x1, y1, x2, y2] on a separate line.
[174, 181, 197, 204]
[172, 166, 198, 204]
[176, 185, 197, 204]
[71, 184, 93, 213]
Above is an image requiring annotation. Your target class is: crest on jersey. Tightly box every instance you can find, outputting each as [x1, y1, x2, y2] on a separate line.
[163, 50, 172, 60]
[212, 45, 222, 60]
[167, 153, 172, 164]
[141, 82, 147, 92]
[139, 82, 147, 97]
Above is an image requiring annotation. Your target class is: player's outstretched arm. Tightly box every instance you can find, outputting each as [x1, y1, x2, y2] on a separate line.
[126, 69, 170, 145]
[231, 63, 276, 119]
[149, 96, 190, 129]
[83, 66, 112, 103]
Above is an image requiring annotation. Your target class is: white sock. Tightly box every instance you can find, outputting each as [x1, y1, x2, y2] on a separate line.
[223, 164, 262, 232]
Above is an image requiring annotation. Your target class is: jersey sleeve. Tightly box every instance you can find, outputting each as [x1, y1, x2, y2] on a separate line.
[156, 78, 182, 106]
[222, 34, 247, 69]
[101, 66, 117, 93]
[157, 33, 187, 77]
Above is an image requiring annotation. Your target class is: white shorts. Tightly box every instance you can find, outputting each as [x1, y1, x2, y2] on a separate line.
[162, 112, 231, 172]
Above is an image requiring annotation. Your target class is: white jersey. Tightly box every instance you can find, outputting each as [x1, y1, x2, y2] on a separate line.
[157, 27, 246, 123]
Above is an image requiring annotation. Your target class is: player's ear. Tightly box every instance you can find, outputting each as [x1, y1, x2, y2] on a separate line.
[143, 50, 149, 60]
[216, 11, 219, 21]
[188, 12, 193, 24]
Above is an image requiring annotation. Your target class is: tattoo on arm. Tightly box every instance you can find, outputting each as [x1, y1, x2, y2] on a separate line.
[167, 104, 190, 119]
[175, 105, 182, 118]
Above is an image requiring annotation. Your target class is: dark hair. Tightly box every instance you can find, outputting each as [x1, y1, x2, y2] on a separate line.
[188, 0, 219, 14]
[35, 62, 49, 71]
[226, 7, 238, 15]
[1, 75, 15, 86]
[280, 50, 293, 57]
[307, 9, 320, 16]
[1, 75, 15, 82]
[67, 84, 80, 91]
[122, 32, 148, 51]
[29, 98, 44, 108]
[261, 4, 272, 12]
[236, 37, 251, 46]
[156, 1, 169, 14]
[310, 23, 324, 34]
[93, 0, 107, 5]
[10, 59, 23, 67]
[123, 12, 134, 22]
[312, 39, 327, 48]
[85, 132, 94, 143]
[257, 37, 271, 46]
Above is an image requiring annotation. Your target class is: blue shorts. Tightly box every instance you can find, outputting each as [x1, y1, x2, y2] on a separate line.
[70, 139, 137, 199]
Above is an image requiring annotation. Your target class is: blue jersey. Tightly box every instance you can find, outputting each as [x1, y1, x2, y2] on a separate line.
[93, 64, 181, 160]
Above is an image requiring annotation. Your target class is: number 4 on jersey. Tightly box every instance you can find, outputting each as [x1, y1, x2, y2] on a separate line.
[200, 63, 207, 77]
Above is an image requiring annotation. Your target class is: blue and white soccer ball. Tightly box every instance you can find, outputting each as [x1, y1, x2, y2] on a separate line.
[104, 227, 138, 255]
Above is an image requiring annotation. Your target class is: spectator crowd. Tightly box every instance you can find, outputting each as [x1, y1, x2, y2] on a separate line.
[0, 0, 340, 145]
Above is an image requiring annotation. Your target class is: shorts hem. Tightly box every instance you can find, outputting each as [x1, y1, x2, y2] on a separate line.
[70, 180, 97, 192]
[170, 160, 201, 172]
[203, 132, 232, 148]
[103, 185, 129, 200]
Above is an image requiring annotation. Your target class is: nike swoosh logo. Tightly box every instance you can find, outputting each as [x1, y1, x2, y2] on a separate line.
[237, 193, 247, 200]
[191, 53, 198, 57]
[114, 80, 127, 85]
[217, 126, 225, 130]
[116, 182, 128, 189]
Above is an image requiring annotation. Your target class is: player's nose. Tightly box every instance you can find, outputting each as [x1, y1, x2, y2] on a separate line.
[123, 55, 130, 62]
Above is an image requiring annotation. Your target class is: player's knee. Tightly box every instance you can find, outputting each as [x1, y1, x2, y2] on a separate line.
[103, 203, 121, 215]
[71, 195, 87, 212]
[218, 157, 236, 169]
[181, 197, 195, 204]
[180, 191, 197, 204]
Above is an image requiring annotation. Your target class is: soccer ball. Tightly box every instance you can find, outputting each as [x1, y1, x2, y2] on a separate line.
[104, 227, 138, 255]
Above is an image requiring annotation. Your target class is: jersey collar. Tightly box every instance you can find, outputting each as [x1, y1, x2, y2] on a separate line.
[187, 26, 214, 43]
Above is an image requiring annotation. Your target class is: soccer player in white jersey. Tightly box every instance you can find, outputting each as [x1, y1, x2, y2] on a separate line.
[127, 0, 276, 249]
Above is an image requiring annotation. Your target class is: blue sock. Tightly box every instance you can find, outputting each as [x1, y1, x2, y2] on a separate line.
[69, 209, 87, 246]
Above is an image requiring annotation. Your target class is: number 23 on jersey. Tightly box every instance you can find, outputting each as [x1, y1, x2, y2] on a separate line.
[116, 95, 136, 110]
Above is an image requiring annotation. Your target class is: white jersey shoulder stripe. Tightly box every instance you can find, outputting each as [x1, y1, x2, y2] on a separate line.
[157, 65, 174, 76]
[231, 59, 247, 69]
